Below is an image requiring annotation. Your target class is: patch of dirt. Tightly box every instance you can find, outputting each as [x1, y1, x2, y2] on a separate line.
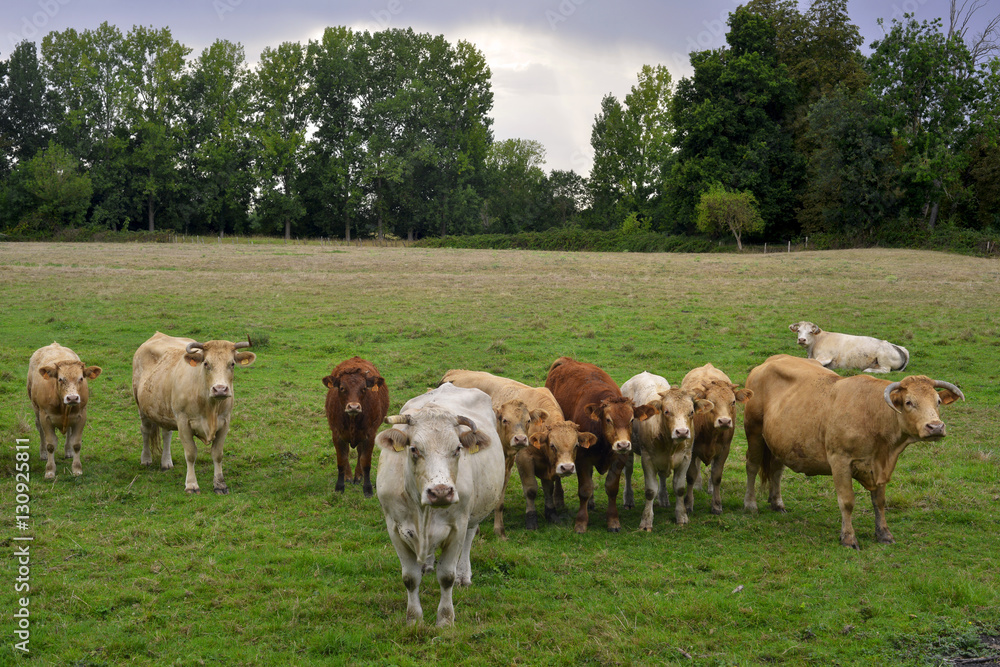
[953, 636, 1000, 666]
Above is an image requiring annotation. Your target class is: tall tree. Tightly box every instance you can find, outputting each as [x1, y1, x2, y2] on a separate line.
[482, 138, 548, 232]
[0, 41, 51, 176]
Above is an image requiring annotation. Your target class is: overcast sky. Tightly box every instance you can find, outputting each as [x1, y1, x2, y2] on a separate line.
[0, 0, 979, 175]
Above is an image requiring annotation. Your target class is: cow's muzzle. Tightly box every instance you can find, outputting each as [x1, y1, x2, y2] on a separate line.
[556, 462, 576, 476]
[612, 439, 631, 452]
[425, 484, 457, 506]
[63, 394, 81, 405]
[210, 384, 232, 398]
[672, 427, 691, 440]
[922, 421, 946, 439]
[345, 403, 362, 415]
[715, 417, 733, 429]
[511, 434, 528, 450]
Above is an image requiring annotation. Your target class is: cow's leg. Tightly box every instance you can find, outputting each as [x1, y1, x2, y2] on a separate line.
[830, 459, 859, 548]
[435, 529, 464, 627]
[604, 452, 628, 533]
[210, 422, 230, 494]
[575, 464, 595, 533]
[657, 471, 670, 507]
[140, 416, 155, 466]
[178, 422, 200, 494]
[35, 411, 46, 460]
[387, 529, 423, 625]
[684, 459, 698, 515]
[38, 415, 58, 480]
[161, 430, 174, 470]
[494, 454, 515, 538]
[767, 463, 785, 512]
[456, 524, 478, 587]
[334, 438, 350, 493]
[623, 451, 635, 510]
[516, 454, 540, 529]
[553, 476, 566, 513]
[871, 484, 895, 544]
[540, 478, 561, 524]
[672, 452, 692, 525]
[744, 427, 765, 513]
[708, 452, 726, 515]
[358, 442, 374, 498]
[66, 412, 86, 476]
[638, 454, 659, 532]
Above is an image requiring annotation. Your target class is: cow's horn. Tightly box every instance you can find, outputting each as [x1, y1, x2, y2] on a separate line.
[186, 342, 205, 354]
[883, 382, 902, 413]
[234, 340, 251, 350]
[932, 380, 965, 401]
[386, 415, 411, 425]
[455, 415, 477, 432]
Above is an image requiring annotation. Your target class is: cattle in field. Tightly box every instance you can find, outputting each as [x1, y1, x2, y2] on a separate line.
[545, 357, 656, 533]
[441, 369, 592, 533]
[132, 332, 256, 494]
[322, 357, 389, 498]
[680, 363, 753, 515]
[743, 354, 964, 548]
[27, 343, 102, 480]
[375, 383, 504, 626]
[789, 321, 909, 373]
[620, 372, 713, 529]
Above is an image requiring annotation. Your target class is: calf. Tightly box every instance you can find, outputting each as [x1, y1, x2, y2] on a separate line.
[545, 357, 655, 533]
[27, 343, 102, 479]
[789, 321, 909, 373]
[744, 354, 963, 548]
[322, 356, 389, 497]
[132, 332, 256, 494]
[681, 363, 753, 515]
[621, 372, 713, 529]
[375, 383, 504, 626]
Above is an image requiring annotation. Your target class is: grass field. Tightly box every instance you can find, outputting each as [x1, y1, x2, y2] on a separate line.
[1, 242, 998, 666]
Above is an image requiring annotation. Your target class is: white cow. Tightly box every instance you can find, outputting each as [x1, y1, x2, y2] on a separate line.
[789, 321, 909, 373]
[375, 383, 504, 626]
[621, 372, 713, 529]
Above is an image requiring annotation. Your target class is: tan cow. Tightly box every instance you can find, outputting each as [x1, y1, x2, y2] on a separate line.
[743, 354, 964, 548]
[442, 369, 578, 535]
[789, 321, 909, 373]
[681, 363, 752, 515]
[621, 372, 713, 529]
[132, 332, 256, 494]
[27, 343, 101, 479]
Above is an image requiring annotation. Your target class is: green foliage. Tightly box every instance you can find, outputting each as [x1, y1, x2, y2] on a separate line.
[694, 183, 765, 250]
[415, 226, 715, 252]
[1, 141, 92, 233]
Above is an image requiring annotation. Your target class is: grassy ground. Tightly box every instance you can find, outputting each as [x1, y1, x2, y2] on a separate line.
[1, 242, 998, 666]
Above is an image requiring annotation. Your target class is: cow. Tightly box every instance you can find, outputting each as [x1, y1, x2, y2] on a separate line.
[375, 383, 504, 626]
[26, 343, 102, 480]
[322, 357, 389, 498]
[620, 372, 713, 530]
[789, 321, 910, 373]
[132, 332, 256, 494]
[441, 369, 591, 533]
[545, 357, 656, 533]
[743, 354, 964, 548]
[680, 363, 753, 516]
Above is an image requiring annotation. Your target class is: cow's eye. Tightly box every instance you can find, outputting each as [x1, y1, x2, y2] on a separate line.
[454, 446, 462, 457]
[409, 446, 419, 458]
[58, 377, 66, 383]
[229, 361, 235, 369]
[905, 400, 914, 409]
[204, 362, 210, 369]
[340, 386, 347, 393]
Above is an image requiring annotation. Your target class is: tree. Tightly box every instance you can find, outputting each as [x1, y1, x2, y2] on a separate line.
[694, 183, 764, 251]
[547, 169, 589, 226]
[2, 142, 92, 233]
[481, 138, 548, 232]
[0, 41, 52, 177]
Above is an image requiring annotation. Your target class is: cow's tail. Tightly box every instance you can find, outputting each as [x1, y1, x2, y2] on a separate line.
[893, 344, 910, 372]
[758, 444, 773, 485]
[149, 425, 162, 460]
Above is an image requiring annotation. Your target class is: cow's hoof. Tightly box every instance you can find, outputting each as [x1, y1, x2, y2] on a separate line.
[72, 470, 83, 477]
[44, 472, 55, 480]
[640, 525, 652, 533]
[607, 525, 621, 533]
[186, 488, 200, 494]
[710, 506, 722, 516]
[363, 487, 373, 499]
[623, 501, 635, 510]
[525, 513, 539, 530]
[160, 465, 173, 472]
[574, 524, 587, 534]
[335, 484, 345, 493]
[214, 487, 229, 495]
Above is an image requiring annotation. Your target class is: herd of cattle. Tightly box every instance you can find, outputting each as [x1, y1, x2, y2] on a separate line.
[26, 323, 964, 626]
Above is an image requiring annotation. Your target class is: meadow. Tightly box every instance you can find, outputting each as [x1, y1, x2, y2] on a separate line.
[1, 241, 998, 666]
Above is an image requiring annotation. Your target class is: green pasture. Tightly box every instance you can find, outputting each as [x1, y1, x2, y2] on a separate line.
[1, 242, 998, 666]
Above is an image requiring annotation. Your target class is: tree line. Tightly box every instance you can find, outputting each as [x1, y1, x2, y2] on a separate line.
[0, 0, 998, 243]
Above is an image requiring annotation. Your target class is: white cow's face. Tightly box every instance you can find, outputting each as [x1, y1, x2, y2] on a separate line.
[184, 341, 256, 400]
[789, 321, 821, 347]
[377, 405, 492, 507]
[656, 389, 713, 441]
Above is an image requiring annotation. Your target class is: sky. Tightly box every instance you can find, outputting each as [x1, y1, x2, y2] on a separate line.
[0, 0, 983, 175]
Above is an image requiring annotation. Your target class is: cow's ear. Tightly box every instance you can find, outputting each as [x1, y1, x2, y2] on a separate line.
[235, 351, 256, 367]
[529, 409, 548, 425]
[694, 399, 715, 414]
[735, 387, 753, 403]
[322, 375, 337, 389]
[583, 403, 601, 421]
[634, 403, 658, 421]
[529, 432, 547, 449]
[789, 323, 799, 332]
[459, 430, 491, 453]
[184, 351, 204, 366]
[38, 366, 57, 380]
[84, 366, 102, 380]
[578, 432, 598, 449]
[937, 388, 963, 405]
[371, 376, 385, 393]
[376, 428, 409, 452]
[809, 324, 821, 334]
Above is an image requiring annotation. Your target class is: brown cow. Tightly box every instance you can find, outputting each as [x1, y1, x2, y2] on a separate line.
[743, 354, 964, 548]
[27, 343, 102, 479]
[681, 363, 752, 516]
[545, 357, 656, 533]
[517, 420, 596, 529]
[132, 332, 256, 494]
[441, 369, 548, 536]
[322, 357, 390, 498]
